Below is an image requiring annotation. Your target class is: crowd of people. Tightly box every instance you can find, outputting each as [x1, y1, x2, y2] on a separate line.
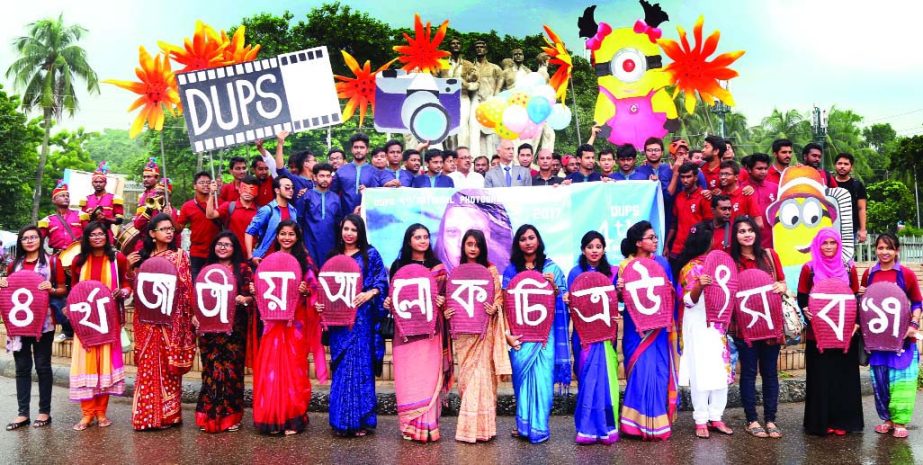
[3, 127, 918, 447]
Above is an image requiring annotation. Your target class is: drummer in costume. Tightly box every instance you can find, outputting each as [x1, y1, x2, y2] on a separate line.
[132, 174, 179, 250]
[137, 158, 162, 208]
[80, 162, 124, 241]
[38, 180, 87, 341]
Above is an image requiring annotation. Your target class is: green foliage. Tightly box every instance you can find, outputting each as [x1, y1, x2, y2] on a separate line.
[84, 129, 148, 174]
[0, 85, 42, 229]
[39, 128, 98, 215]
[896, 225, 923, 237]
[866, 180, 916, 233]
[888, 135, 923, 188]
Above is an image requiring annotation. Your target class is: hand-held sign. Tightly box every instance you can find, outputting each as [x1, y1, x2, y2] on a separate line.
[734, 269, 784, 346]
[66, 280, 120, 347]
[570, 271, 619, 346]
[389, 264, 438, 340]
[703, 250, 738, 326]
[0, 271, 50, 338]
[135, 257, 178, 325]
[194, 264, 237, 333]
[317, 255, 363, 329]
[446, 263, 494, 338]
[860, 282, 910, 352]
[621, 258, 674, 333]
[503, 270, 556, 343]
[808, 278, 857, 353]
[255, 253, 302, 322]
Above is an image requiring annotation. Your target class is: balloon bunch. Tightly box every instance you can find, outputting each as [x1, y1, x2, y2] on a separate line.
[475, 72, 572, 140]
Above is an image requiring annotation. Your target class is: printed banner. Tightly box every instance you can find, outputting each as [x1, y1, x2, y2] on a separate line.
[0, 271, 49, 338]
[176, 46, 342, 153]
[363, 182, 664, 277]
[66, 280, 120, 347]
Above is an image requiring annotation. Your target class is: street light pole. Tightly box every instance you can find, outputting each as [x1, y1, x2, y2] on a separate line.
[713, 80, 730, 138]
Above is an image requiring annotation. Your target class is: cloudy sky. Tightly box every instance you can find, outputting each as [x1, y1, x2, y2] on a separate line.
[2, 0, 921, 139]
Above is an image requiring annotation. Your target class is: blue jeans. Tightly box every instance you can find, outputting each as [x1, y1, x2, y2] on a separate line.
[734, 339, 781, 423]
[50, 296, 73, 337]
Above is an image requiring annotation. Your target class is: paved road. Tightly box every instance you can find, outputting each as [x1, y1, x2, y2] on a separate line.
[1, 376, 921, 465]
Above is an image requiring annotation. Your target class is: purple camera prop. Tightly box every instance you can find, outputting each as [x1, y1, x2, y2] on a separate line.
[374, 70, 461, 144]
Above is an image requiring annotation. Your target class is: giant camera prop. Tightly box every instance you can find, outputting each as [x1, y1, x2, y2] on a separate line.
[374, 70, 461, 144]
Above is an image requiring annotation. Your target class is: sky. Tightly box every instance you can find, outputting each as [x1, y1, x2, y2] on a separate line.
[2, 0, 922, 139]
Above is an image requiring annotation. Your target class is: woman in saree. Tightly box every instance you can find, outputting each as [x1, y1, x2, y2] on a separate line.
[444, 229, 512, 443]
[859, 233, 921, 439]
[673, 222, 734, 439]
[127, 213, 196, 431]
[503, 224, 569, 444]
[194, 232, 253, 433]
[616, 220, 679, 441]
[797, 227, 862, 437]
[385, 223, 452, 442]
[251, 220, 325, 435]
[564, 230, 620, 445]
[69, 222, 131, 430]
[320, 214, 388, 437]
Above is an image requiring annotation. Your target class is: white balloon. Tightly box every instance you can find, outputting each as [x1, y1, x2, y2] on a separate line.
[533, 85, 557, 105]
[547, 104, 572, 130]
[517, 72, 545, 92]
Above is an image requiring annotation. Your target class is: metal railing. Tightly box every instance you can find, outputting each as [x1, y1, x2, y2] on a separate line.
[854, 235, 923, 263]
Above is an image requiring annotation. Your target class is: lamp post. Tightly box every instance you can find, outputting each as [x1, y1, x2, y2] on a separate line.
[812, 105, 828, 167]
[713, 80, 730, 138]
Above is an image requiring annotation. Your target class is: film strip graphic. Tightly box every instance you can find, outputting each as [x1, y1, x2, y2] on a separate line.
[176, 46, 342, 153]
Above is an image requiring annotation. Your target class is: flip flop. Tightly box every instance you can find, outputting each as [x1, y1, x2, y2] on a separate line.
[73, 421, 93, 431]
[746, 423, 768, 438]
[766, 424, 782, 439]
[97, 418, 113, 428]
[6, 419, 30, 431]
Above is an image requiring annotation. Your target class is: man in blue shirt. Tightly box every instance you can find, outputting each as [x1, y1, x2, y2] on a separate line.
[245, 176, 297, 264]
[331, 133, 395, 214]
[297, 162, 342, 267]
[412, 149, 455, 188]
[262, 130, 314, 194]
[564, 144, 602, 184]
[609, 144, 648, 181]
[565, 143, 602, 183]
[637, 137, 674, 228]
[384, 139, 414, 187]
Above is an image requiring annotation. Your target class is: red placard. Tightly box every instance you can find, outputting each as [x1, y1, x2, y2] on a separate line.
[194, 264, 237, 334]
[254, 253, 303, 322]
[621, 258, 674, 333]
[570, 271, 618, 346]
[446, 263, 495, 338]
[860, 282, 911, 352]
[66, 280, 120, 347]
[734, 269, 784, 346]
[504, 270, 556, 343]
[390, 264, 439, 340]
[134, 257, 178, 325]
[703, 250, 738, 326]
[808, 278, 858, 353]
[317, 255, 363, 329]
[0, 271, 49, 338]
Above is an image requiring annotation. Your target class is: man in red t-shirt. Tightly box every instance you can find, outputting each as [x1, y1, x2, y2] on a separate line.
[218, 157, 249, 203]
[700, 135, 725, 191]
[766, 139, 794, 186]
[720, 160, 763, 230]
[710, 195, 733, 252]
[206, 175, 260, 254]
[178, 171, 222, 279]
[251, 156, 275, 207]
[668, 162, 712, 258]
[742, 153, 778, 248]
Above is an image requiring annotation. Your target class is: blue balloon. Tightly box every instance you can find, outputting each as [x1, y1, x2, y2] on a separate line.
[526, 96, 552, 124]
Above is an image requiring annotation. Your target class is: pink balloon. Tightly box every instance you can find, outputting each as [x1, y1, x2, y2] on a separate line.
[502, 105, 529, 133]
[518, 121, 540, 139]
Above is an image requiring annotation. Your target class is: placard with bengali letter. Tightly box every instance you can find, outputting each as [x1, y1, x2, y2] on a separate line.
[194, 264, 237, 333]
[317, 255, 363, 329]
[254, 253, 302, 322]
[620, 258, 674, 333]
[859, 281, 910, 352]
[703, 250, 738, 326]
[66, 280, 120, 347]
[570, 271, 619, 346]
[390, 264, 439, 340]
[808, 278, 857, 353]
[734, 269, 784, 345]
[446, 263, 494, 338]
[504, 270, 556, 343]
[0, 271, 49, 338]
[135, 257, 178, 325]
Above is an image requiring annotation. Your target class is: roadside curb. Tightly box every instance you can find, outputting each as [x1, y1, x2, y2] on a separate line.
[0, 358, 875, 415]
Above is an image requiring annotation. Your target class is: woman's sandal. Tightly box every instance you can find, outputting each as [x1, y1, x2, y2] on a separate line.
[766, 424, 782, 439]
[32, 417, 52, 428]
[354, 429, 368, 437]
[874, 423, 893, 434]
[73, 419, 95, 431]
[6, 418, 29, 431]
[226, 424, 240, 432]
[746, 423, 768, 438]
[695, 425, 710, 439]
[97, 418, 112, 428]
[708, 421, 734, 435]
[893, 427, 909, 439]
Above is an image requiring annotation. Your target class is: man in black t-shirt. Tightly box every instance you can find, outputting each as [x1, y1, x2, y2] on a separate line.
[532, 148, 563, 186]
[833, 152, 868, 243]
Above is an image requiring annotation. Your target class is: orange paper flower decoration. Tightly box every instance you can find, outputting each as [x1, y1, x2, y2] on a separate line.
[221, 27, 261, 65]
[659, 16, 745, 114]
[393, 14, 450, 74]
[334, 50, 397, 126]
[158, 20, 229, 73]
[104, 47, 181, 138]
[541, 25, 573, 103]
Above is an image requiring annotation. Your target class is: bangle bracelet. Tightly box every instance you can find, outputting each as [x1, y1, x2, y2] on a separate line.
[911, 321, 921, 329]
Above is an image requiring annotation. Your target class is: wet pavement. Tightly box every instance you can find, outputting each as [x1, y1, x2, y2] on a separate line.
[1, 375, 921, 465]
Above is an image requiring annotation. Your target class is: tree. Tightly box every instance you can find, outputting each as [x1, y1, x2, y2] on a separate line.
[84, 129, 148, 174]
[824, 107, 872, 180]
[0, 85, 43, 230]
[5, 14, 99, 222]
[888, 135, 923, 188]
[863, 123, 897, 155]
[39, 128, 98, 214]
[866, 179, 916, 233]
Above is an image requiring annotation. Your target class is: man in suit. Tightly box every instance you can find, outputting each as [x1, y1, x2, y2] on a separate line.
[484, 139, 532, 187]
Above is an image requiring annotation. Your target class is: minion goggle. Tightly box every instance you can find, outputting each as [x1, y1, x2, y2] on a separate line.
[594, 48, 663, 83]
